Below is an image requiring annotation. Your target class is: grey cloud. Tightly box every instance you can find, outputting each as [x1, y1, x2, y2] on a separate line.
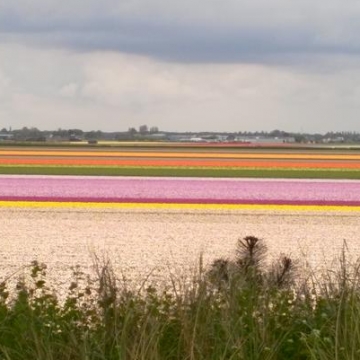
[1, 1, 360, 63]
[0, 19, 326, 63]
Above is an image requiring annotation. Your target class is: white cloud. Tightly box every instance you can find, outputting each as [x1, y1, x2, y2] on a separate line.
[0, 69, 10, 97]
[1, 44, 360, 132]
[59, 83, 79, 98]
[79, 53, 216, 106]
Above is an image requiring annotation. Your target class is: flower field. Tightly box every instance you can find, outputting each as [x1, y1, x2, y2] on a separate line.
[1, 145, 360, 178]
[1, 176, 360, 210]
[0, 144, 359, 286]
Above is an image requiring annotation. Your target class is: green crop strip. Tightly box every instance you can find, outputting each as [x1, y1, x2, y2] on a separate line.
[1, 165, 360, 178]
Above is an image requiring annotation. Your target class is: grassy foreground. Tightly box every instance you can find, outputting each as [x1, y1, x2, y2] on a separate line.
[1, 166, 360, 179]
[0, 238, 360, 359]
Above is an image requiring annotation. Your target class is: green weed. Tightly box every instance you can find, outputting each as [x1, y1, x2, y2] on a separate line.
[0, 238, 359, 359]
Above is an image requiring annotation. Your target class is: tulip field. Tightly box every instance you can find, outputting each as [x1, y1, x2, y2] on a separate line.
[1, 176, 360, 209]
[1, 145, 360, 178]
[0, 144, 360, 286]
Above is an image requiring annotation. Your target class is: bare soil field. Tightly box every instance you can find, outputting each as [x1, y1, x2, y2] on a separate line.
[0, 207, 359, 293]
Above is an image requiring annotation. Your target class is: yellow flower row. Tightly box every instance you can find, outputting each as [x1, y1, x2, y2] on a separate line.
[0, 201, 359, 212]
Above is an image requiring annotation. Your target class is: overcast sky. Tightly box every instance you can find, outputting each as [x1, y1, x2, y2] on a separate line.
[1, 0, 360, 133]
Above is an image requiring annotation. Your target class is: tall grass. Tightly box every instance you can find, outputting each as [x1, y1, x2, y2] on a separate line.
[0, 237, 360, 359]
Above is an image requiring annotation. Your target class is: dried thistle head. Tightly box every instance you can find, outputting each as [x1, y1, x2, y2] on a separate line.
[268, 255, 297, 289]
[236, 236, 267, 270]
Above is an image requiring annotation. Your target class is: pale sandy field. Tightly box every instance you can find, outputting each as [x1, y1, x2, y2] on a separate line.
[0, 207, 359, 291]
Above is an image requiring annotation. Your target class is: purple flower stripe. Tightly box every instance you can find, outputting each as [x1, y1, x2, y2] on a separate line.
[0, 176, 360, 206]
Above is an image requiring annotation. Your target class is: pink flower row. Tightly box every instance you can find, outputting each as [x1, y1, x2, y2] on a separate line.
[0, 176, 360, 206]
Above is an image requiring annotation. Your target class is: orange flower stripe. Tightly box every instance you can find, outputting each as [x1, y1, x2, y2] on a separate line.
[2, 150, 360, 161]
[1, 157, 360, 169]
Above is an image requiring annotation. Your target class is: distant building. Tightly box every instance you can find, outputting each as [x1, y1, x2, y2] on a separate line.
[0, 133, 14, 140]
[235, 136, 295, 144]
[147, 133, 167, 140]
[189, 137, 204, 142]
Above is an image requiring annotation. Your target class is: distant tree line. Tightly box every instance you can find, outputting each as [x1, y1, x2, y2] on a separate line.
[1, 126, 360, 143]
